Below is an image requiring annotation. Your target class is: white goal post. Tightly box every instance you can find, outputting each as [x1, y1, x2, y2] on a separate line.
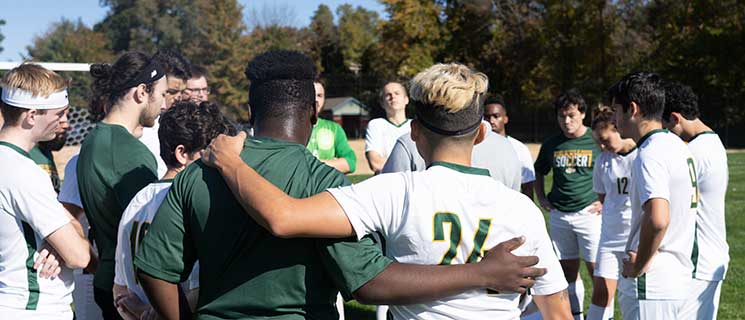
[0, 61, 91, 72]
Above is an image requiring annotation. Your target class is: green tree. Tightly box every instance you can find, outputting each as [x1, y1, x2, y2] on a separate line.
[26, 19, 114, 109]
[337, 4, 379, 74]
[308, 4, 344, 74]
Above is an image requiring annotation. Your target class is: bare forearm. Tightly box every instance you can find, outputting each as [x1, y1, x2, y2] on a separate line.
[138, 272, 190, 320]
[534, 175, 547, 200]
[366, 151, 385, 174]
[353, 262, 487, 305]
[521, 182, 534, 200]
[322, 158, 350, 174]
[534, 290, 572, 320]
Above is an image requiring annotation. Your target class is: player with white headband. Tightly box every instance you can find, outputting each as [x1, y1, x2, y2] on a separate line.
[0, 63, 91, 319]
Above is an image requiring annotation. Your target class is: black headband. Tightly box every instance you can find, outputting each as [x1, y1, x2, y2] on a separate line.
[115, 59, 167, 91]
[412, 99, 484, 136]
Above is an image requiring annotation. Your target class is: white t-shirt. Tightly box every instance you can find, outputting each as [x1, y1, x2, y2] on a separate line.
[139, 119, 167, 178]
[592, 149, 636, 250]
[114, 181, 199, 303]
[58, 154, 82, 208]
[0, 142, 74, 313]
[623, 130, 696, 300]
[687, 132, 729, 281]
[328, 163, 567, 320]
[507, 136, 536, 184]
[364, 118, 412, 160]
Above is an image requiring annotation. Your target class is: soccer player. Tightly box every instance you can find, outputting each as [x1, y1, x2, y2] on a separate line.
[365, 81, 411, 174]
[483, 95, 536, 198]
[609, 72, 697, 319]
[141, 49, 193, 177]
[534, 89, 602, 319]
[114, 101, 233, 320]
[29, 111, 68, 193]
[662, 82, 728, 319]
[0, 63, 90, 319]
[77, 52, 167, 319]
[182, 64, 210, 102]
[306, 79, 357, 173]
[135, 51, 546, 320]
[201, 62, 571, 319]
[587, 106, 637, 320]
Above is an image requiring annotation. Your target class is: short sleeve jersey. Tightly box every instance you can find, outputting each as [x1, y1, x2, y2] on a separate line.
[592, 149, 637, 250]
[364, 118, 411, 159]
[114, 180, 199, 304]
[535, 128, 600, 212]
[382, 132, 523, 191]
[328, 162, 567, 320]
[77, 123, 158, 291]
[307, 118, 357, 173]
[507, 136, 536, 184]
[687, 131, 729, 281]
[29, 146, 60, 193]
[134, 137, 392, 319]
[139, 119, 167, 178]
[58, 154, 82, 208]
[623, 129, 697, 300]
[0, 142, 74, 312]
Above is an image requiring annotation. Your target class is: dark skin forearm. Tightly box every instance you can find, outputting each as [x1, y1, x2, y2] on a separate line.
[138, 271, 191, 320]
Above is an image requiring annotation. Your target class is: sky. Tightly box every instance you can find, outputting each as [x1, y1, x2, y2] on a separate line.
[0, 0, 386, 61]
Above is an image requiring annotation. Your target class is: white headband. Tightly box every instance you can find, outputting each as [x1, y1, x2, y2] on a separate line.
[1, 86, 69, 109]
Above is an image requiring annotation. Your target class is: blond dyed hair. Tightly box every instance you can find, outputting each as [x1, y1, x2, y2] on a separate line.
[1, 63, 67, 98]
[409, 63, 488, 113]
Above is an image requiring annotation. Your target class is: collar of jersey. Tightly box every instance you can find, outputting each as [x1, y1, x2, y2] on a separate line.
[429, 161, 491, 177]
[0, 141, 31, 159]
[687, 130, 717, 143]
[617, 146, 637, 157]
[385, 118, 411, 128]
[637, 128, 668, 146]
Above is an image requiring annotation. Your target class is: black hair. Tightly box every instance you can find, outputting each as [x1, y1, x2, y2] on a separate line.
[662, 81, 699, 121]
[153, 49, 192, 81]
[89, 51, 156, 121]
[190, 64, 208, 79]
[158, 101, 237, 168]
[484, 94, 504, 107]
[553, 89, 587, 114]
[607, 72, 666, 121]
[244, 50, 316, 121]
[591, 105, 615, 130]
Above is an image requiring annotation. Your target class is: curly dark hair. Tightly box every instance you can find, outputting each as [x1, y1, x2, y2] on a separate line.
[662, 81, 699, 122]
[607, 72, 666, 121]
[153, 49, 192, 81]
[244, 50, 316, 122]
[89, 51, 155, 121]
[553, 89, 587, 114]
[158, 101, 237, 168]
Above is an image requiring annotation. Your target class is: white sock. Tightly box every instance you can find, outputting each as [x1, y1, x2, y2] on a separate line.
[376, 305, 389, 320]
[567, 278, 585, 320]
[587, 303, 614, 320]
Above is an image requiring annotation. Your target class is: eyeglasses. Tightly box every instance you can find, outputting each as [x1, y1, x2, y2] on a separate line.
[183, 87, 211, 94]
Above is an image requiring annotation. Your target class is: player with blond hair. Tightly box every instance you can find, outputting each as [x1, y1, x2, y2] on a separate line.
[202, 63, 571, 320]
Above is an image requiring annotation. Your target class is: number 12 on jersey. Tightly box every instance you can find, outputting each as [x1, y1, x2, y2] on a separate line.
[432, 212, 492, 265]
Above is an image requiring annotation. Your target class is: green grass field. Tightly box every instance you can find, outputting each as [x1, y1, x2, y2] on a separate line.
[344, 152, 745, 319]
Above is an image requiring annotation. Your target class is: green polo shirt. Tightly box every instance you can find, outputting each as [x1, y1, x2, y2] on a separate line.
[307, 118, 357, 173]
[77, 122, 158, 291]
[134, 137, 392, 319]
[535, 128, 600, 212]
[29, 146, 60, 193]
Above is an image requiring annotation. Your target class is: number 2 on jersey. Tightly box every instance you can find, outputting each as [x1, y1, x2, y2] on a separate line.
[433, 212, 492, 265]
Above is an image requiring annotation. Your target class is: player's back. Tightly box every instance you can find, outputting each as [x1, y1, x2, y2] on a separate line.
[687, 132, 729, 281]
[625, 129, 696, 300]
[332, 162, 566, 319]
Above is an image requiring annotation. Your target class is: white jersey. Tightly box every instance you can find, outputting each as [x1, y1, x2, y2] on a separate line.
[687, 131, 729, 281]
[0, 142, 74, 314]
[139, 118, 167, 178]
[328, 162, 567, 320]
[58, 154, 82, 208]
[364, 118, 412, 159]
[507, 136, 536, 183]
[592, 149, 636, 250]
[623, 130, 696, 300]
[114, 181, 199, 303]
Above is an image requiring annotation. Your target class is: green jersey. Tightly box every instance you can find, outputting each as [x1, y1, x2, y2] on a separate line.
[535, 128, 600, 212]
[134, 137, 392, 320]
[29, 146, 60, 193]
[307, 118, 357, 173]
[77, 122, 158, 291]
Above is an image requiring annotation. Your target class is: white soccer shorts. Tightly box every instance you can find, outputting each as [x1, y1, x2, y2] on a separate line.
[618, 293, 686, 320]
[679, 278, 722, 320]
[593, 248, 623, 280]
[549, 205, 601, 262]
